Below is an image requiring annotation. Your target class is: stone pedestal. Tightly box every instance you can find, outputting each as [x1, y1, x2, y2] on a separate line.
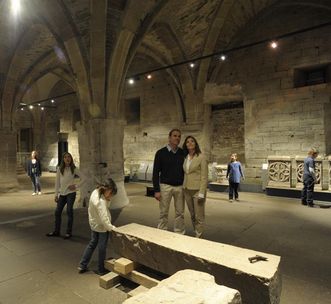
[0, 129, 19, 192]
[111, 223, 281, 304]
[77, 118, 129, 208]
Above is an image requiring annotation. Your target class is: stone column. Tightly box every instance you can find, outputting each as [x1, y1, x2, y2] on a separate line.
[290, 157, 297, 188]
[0, 129, 19, 192]
[77, 118, 129, 208]
[57, 132, 68, 166]
[321, 159, 329, 190]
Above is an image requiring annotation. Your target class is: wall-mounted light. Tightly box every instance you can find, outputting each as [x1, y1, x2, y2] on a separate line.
[11, 0, 21, 16]
[270, 41, 278, 49]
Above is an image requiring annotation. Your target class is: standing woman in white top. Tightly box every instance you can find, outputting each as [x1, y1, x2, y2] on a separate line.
[182, 136, 208, 238]
[46, 152, 81, 239]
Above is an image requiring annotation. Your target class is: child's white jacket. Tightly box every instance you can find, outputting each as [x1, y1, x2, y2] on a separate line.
[88, 189, 115, 232]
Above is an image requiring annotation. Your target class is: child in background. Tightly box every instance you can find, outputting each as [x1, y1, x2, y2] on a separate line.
[226, 153, 244, 202]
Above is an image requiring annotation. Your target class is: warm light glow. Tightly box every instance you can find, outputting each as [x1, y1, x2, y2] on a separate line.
[11, 0, 21, 16]
[146, 74, 152, 79]
[220, 55, 226, 61]
[29, 105, 33, 109]
[189, 63, 195, 68]
[20, 107, 24, 111]
[38, 103, 41, 106]
[41, 107, 45, 111]
[270, 41, 278, 49]
[51, 99, 55, 103]
[128, 79, 135, 85]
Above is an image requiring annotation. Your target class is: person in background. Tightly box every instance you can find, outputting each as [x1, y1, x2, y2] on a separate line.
[152, 129, 185, 234]
[182, 136, 208, 238]
[226, 153, 244, 202]
[46, 152, 82, 239]
[301, 148, 319, 207]
[27, 150, 42, 195]
[78, 178, 117, 276]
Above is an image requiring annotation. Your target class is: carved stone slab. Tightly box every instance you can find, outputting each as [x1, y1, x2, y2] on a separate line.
[123, 269, 242, 304]
[111, 223, 281, 304]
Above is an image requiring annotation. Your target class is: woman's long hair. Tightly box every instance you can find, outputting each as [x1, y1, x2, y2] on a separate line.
[59, 152, 76, 175]
[98, 178, 118, 198]
[182, 136, 201, 156]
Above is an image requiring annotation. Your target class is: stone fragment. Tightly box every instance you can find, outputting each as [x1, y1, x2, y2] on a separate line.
[123, 269, 241, 304]
[127, 285, 149, 298]
[111, 223, 281, 304]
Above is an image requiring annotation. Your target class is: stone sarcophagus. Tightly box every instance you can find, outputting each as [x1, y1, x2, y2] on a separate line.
[111, 223, 281, 304]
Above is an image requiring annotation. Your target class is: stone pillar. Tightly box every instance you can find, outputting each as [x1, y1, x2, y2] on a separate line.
[77, 118, 129, 208]
[290, 157, 297, 188]
[0, 129, 19, 192]
[321, 159, 329, 190]
[57, 132, 68, 166]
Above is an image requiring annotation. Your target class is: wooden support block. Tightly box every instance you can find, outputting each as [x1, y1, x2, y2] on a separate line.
[127, 285, 149, 298]
[114, 257, 137, 275]
[105, 259, 160, 288]
[99, 271, 121, 289]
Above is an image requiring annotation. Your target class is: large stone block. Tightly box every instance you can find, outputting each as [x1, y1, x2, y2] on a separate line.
[111, 223, 281, 304]
[123, 269, 241, 304]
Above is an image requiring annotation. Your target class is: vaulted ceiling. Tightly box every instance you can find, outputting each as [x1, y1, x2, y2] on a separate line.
[0, 0, 330, 125]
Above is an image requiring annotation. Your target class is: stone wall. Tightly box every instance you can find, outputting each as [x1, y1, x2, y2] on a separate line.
[123, 77, 182, 163]
[211, 106, 245, 164]
[213, 14, 331, 182]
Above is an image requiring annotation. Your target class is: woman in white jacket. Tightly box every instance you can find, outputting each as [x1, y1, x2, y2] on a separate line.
[78, 178, 117, 275]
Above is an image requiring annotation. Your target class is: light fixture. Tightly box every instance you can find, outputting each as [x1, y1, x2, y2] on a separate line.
[38, 103, 41, 106]
[270, 41, 278, 49]
[41, 107, 44, 111]
[128, 78, 135, 85]
[220, 55, 226, 61]
[189, 63, 195, 68]
[146, 74, 152, 80]
[11, 0, 21, 16]
[20, 107, 24, 111]
[29, 105, 33, 109]
[51, 99, 55, 103]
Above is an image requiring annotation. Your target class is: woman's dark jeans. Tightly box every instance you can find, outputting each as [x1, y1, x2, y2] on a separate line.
[79, 230, 109, 272]
[30, 174, 41, 193]
[54, 192, 76, 234]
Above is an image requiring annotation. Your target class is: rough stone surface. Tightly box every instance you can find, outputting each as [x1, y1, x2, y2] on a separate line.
[111, 223, 281, 304]
[123, 269, 241, 304]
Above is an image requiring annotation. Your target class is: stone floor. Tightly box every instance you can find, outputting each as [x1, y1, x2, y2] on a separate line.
[0, 173, 330, 304]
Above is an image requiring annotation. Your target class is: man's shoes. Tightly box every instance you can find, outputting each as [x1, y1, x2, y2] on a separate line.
[32, 192, 37, 196]
[301, 201, 307, 206]
[308, 203, 315, 208]
[229, 199, 233, 203]
[235, 198, 239, 202]
[46, 232, 60, 237]
[78, 267, 88, 274]
[38, 192, 42, 195]
[63, 233, 72, 239]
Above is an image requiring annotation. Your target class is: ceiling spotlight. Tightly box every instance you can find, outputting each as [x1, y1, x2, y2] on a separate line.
[41, 107, 45, 111]
[20, 107, 24, 111]
[220, 55, 226, 61]
[51, 99, 55, 103]
[189, 63, 195, 68]
[38, 103, 41, 106]
[11, 0, 21, 16]
[146, 74, 152, 80]
[270, 41, 278, 49]
[128, 78, 135, 85]
[29, 105, 33, 109]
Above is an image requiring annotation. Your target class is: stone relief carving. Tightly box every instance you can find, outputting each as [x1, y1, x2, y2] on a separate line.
[268, 161, 290, 183]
